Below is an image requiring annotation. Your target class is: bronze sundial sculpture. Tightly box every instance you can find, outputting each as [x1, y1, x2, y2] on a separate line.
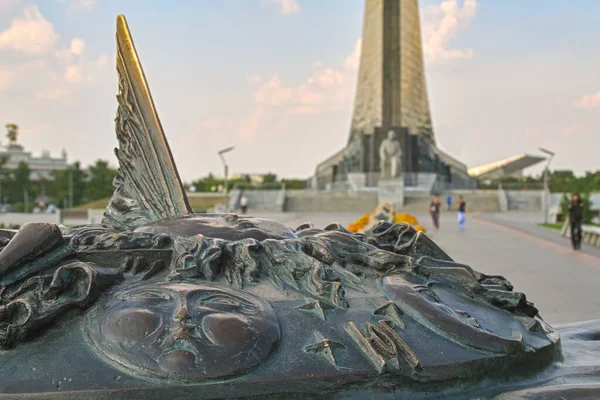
[0, 16, 599, 399]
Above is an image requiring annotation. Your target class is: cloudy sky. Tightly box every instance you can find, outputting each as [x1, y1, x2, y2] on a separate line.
[0, 0, 599, 182]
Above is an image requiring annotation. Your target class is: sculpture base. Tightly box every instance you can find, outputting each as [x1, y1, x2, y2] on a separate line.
[378, 178, 405, 208]
[0, 285, 572, 399]
[6, 317, 600, 399]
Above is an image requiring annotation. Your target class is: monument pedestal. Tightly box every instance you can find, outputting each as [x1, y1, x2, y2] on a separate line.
[378, 178, 404, 208]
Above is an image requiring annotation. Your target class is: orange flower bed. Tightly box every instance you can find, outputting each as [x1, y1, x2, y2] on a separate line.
[347, 212, 426, 233]
[394, 213, 418, 225]
[347, 213, 372, 232]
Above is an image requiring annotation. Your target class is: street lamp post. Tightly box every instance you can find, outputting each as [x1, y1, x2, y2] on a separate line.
[218, 146, 235, 206]
[539, 147, 555, 224]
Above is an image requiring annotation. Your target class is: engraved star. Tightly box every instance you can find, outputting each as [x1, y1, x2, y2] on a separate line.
[373, 301, 405, 329]
[295, 299, 327, 321]
[304, 331, 346, 370]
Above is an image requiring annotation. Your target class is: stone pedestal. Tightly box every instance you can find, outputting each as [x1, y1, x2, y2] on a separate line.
[378, 178, 404, 208]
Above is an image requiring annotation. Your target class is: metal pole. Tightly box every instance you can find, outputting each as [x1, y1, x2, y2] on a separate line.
[218, 146, 235, 211]
[539, 148, 555, 224]
[543, 167, 548, 224]
[224, 165, 228, 195]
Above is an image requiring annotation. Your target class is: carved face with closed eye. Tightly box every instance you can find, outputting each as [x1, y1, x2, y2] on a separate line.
[85, 282, 280, 381]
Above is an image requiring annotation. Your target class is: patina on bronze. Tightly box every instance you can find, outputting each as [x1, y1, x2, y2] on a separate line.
[0, 14, 599, 400]
[86, 281, 280, 380]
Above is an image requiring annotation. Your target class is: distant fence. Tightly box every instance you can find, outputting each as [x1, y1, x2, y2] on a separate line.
[0, 209, 104, 227]
[561, 217, 600, 247]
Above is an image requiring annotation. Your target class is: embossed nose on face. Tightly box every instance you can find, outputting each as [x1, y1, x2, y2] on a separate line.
[151, 287, 256, 347]
[86, 282, 281, 380]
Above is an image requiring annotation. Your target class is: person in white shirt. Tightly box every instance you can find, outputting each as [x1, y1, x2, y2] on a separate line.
[240, 194, 249, 214]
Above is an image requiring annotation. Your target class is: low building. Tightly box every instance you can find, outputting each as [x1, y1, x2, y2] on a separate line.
[468, 154, 546, 181]
[1, 124, 69, 182]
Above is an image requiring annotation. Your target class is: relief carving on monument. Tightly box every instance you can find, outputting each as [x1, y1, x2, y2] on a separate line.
[0, 13, 598, 400]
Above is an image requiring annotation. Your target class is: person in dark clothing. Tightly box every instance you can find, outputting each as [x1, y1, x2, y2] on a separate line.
[430, 195, 441, 232]
[568, 193, 584, 250]
[457, 195, 466, 230]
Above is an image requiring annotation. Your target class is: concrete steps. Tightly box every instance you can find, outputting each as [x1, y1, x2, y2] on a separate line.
[230, 190, 283, 212]
[284, 190, 378, 213]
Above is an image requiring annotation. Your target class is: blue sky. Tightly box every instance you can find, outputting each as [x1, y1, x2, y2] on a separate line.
[0, 0, 599, 182]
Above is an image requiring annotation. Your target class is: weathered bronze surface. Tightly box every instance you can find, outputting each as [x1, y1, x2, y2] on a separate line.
[0, 14, 599, 400]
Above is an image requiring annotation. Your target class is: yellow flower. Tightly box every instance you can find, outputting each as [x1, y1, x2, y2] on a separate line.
[347, 213, 372, 232]
[394, 213, 418, 225]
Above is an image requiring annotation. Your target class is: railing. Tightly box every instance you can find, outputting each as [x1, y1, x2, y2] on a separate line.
[232, 182, 285, 191]
[562, 217, 600, 247]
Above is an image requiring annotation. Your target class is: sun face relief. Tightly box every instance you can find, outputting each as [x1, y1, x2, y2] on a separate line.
[85, 282, 281, 380]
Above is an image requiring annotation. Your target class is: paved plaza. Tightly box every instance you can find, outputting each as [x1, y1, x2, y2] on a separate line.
[251, 210, 600, 325]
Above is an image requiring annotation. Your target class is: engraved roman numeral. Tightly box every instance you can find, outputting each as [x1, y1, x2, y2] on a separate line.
[345, 320, 421, 374]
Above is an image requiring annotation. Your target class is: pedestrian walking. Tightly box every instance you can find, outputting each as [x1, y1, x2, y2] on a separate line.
[446, 194, 452, 211]
[240, 193, 249, 215]
[568, 192, 584, 250]
[457, 195, 466, 230]
[430, 194, 441, 232]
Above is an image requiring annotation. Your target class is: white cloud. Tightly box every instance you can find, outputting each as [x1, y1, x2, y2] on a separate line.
[0, 67, 15, 89]
[0, 5, 59, 55]
[422, 0, 477, 63]
[240, 37, 361, 140]
[254, 75, 294, 106]
[574, 90, 600, 110]
[64, 64, 85, 83]
[70, 38, 85, 55]
[261, 0, 300, 15]
[59, 0, 97, 14]
[240, 107, 265, 142]
[0, 58, 46, 90]
[343, 38, 362, 70]
[95, 53, 109, 69]
[0, 5, 110, 102]
[253, 37, 360, 113]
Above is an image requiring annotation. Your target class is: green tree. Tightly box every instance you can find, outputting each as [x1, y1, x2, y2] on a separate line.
[548, 169, 600, 193]
[281, 178, 307, 190]
[0, 155, 9, 203]
[86, 160, 117, 201]
[560, 192, 594, 224]
[262, 173, 277, 184]
[51, 162, 87, 207]
[9, 161, 31, 212]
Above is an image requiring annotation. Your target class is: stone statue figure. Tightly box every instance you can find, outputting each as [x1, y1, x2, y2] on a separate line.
[1, 15, 600, 399]
[379, 130, 402, 179]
